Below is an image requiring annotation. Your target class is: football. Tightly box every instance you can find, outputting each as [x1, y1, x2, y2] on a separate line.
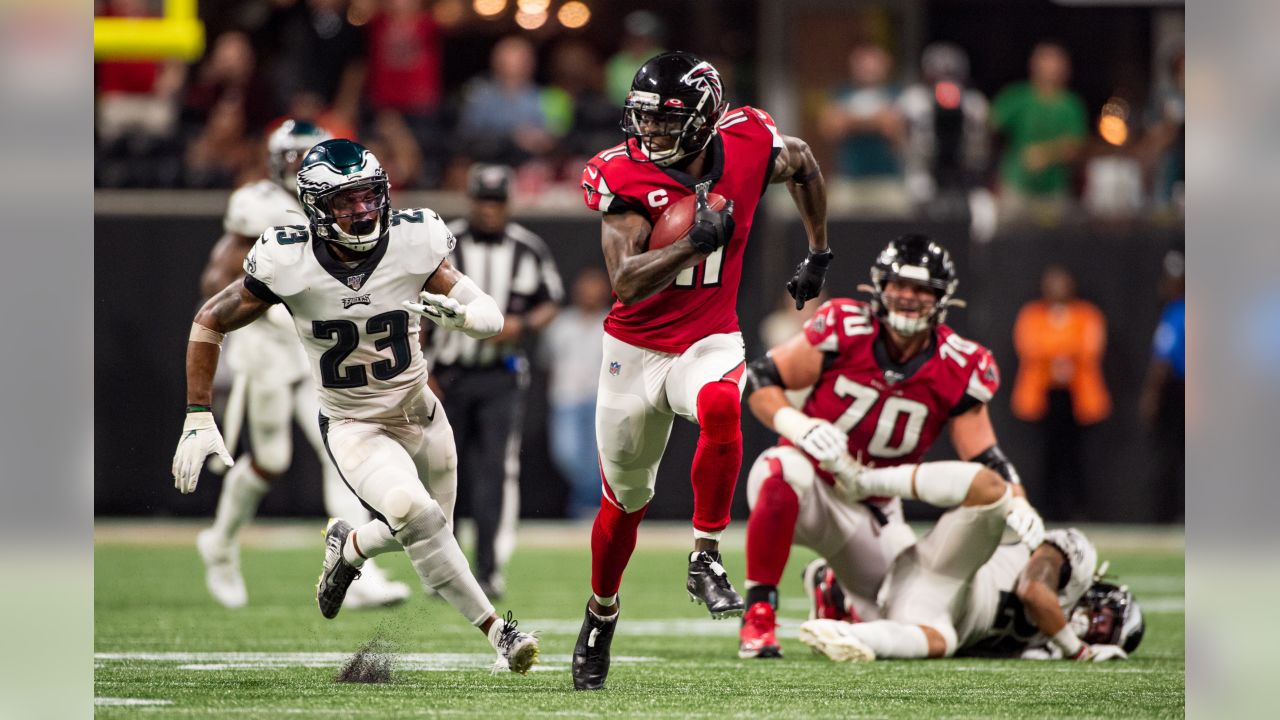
[647, 191, 729, 251]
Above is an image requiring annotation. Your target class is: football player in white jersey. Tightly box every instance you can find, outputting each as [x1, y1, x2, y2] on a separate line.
[798, 526, 1145, 663]
[171, 139, 540, 674]
[195, 120, 410, 611]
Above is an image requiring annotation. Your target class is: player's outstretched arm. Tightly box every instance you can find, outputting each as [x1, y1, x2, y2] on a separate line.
[772, 134, 831, 309]
[174, 280, 271, 493]
[1016, 545, 1125, 662]
[951, 405, 1044, 547]
[601, 209, 707, 305]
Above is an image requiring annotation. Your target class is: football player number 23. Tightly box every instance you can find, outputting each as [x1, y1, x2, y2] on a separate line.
[312, 310, 412, 388]
[831, 376, 929, 458]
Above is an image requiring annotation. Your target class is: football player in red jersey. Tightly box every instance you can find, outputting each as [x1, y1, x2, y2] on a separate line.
[572, 51, 832, 690]
[736, 234, 1046, 659]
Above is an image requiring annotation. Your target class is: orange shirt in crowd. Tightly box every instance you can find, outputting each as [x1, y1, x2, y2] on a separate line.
[1011, 299, 1112, 425]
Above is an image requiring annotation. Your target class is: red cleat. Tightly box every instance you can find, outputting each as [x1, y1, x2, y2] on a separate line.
[738, 601, 783, 659]
[802, 559, 860, 623]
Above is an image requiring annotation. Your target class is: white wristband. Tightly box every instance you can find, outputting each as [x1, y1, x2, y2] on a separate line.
[772, 406, 814, 444]
[1051, 625, 1084, 659]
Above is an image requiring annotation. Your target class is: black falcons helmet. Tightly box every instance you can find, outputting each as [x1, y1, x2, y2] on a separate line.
[866, 234, 961, 331]
[622, 51, 728, 166]
[1075, 581, 1146, 654]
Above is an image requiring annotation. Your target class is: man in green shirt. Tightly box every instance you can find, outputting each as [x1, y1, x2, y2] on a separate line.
[991, 43, 1087, 218]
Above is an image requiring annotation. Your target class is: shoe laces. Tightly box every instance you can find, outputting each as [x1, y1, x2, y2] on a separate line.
[496, 611, 523, 651]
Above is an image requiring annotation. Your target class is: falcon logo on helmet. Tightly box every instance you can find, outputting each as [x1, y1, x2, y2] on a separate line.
[859, 234, 965, 338]
[296, 139, 391, 253]
[268, 119, 332, 193]
[622, 51, 729, 166]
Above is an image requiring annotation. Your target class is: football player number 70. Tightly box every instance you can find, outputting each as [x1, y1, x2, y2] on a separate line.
[673, 243, 726, 288]
[831, 376, 929, 459]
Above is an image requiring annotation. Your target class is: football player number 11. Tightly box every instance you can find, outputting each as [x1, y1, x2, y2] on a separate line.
[673, 243, 726, 288]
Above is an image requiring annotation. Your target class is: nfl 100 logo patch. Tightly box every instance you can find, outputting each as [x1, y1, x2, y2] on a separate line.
[609, 361, 622, 376]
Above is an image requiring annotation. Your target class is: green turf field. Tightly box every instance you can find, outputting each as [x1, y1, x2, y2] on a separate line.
[94, 521, 1184, 718]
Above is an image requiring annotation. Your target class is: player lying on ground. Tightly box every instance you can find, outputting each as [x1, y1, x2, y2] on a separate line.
[194, 119, 408, 610]
[572, 51, 832, 690]
[800, 526, 1145, 662]
[171, 139, 539, 674]
[738, 234, 1044, 658]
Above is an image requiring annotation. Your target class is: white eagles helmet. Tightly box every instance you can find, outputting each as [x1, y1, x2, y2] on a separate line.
[268, 119, 332, 192]
[296, 139, 391, 253]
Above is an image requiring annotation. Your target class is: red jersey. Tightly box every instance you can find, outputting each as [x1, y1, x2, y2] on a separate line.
[581, 106, 784, 353]
[780, 298, 1001, 479]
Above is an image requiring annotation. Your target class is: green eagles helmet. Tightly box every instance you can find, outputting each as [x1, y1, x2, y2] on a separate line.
[296, 139, 391, 252]
[268, 119, 331, 192]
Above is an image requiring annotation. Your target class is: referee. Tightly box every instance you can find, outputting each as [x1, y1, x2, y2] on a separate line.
[429, 164, 563, 599]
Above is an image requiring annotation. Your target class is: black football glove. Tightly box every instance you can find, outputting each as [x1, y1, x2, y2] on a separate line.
[687, 187, 735, 254]
[786, 249, 834, 310]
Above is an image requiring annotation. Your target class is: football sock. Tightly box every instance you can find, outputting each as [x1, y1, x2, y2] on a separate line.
[592, 594, 617, 608]
[842, 620, 930, 659]
[210, 456, 269, 543]
[744, 584, 778, 610]
[690, 381, 742, 534]
[590, 496, 648, 597]
[399, 499, 494, 626]
[858, 462, 977, 508]
[344, 519, 398, 567]
[745, 463, 799, 587]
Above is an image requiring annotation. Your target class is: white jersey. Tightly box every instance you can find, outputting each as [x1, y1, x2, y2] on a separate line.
[222, 180, 310, 384]
[954, 528, 1098, 656]
[243, 207, 457, 420]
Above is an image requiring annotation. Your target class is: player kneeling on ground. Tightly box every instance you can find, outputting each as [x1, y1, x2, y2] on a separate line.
[800, 527, 1144, 662]
[171, 139, 539, 674]
[738, 235, 1044, 658]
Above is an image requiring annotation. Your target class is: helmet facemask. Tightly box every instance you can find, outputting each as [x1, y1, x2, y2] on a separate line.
[622, 93, 716, 166]
[866, 265, 960, 338]
[307, 179, 390, 252]
[1071, 581, 1145, 654]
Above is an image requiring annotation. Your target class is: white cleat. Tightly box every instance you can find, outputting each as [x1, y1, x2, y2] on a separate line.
[798, 619, 877, 663]
[343, 559, 412, 610]
[197, 528, 247, 609]
[489, 611, 540, 675]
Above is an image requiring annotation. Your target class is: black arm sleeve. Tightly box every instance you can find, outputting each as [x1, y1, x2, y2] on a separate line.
[745, 353, 785, 394]
[971, 444, 1022, 485]
[243, 275, 283, 305]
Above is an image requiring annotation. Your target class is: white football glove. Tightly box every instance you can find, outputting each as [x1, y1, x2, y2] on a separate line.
[1005, 495, 1046, 549]
[827, 452, 871, 505]
[403, 291, 467, 331]
[1079, 644, 1128, 662]
[171, 411, 234, 494]
[795, 421, 849, 467]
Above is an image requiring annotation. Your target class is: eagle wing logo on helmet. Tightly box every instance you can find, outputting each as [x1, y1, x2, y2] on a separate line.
[679, 62, 723, 110]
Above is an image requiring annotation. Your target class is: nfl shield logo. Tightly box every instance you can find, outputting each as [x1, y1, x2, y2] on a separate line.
[346, 273, 367, 291]
[609, 361, 621, 376]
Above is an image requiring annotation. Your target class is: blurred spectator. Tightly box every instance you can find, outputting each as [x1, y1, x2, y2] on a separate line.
[429, 165, 563, 598]
[362, 111, 424, 188]
[283, 92, 358, 142]
[456, 35, 555, 167]
[1011, 265, 1111, 521]
[272, 0, 367, 131]
[541, 40, 621, 168]
[605, 11, 665, 105]
[819, 44, 908, 214]
[1140, 250, 1185, 523]
[95, 0, 187, 187]
[1142, 44, 1185, 211]
[991, 42, 1087, 223]
[898, 42, 990, 215]
[182, 32, 278, 187]
[540, 268, 611, 518]
[364, 0, 445, 185]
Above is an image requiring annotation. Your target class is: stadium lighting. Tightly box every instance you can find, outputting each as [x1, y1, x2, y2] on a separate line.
[434, 0, 466, 27]
[516, 10, 548, 29]
[1099, 97, 1131, 146]
[517, 0, 551, 13]
[557, 1, 591, 28]
[474, 0, 507, 18]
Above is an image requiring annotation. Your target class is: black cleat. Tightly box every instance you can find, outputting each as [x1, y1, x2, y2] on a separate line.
[316, 518, 361, 619]
[686, 550, 745, 619]
[572, 599, 618, 690]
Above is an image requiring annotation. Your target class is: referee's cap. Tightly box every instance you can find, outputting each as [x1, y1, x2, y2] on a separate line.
[467, 164, 513, 202]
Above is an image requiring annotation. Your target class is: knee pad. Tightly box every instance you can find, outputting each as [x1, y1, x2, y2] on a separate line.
[696, 381, 742, 437]
[378, 480, 434, 531]
[602, 469, 655, 513]
[966, 467, 1008, 507]
[747, 448, 815, 507]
